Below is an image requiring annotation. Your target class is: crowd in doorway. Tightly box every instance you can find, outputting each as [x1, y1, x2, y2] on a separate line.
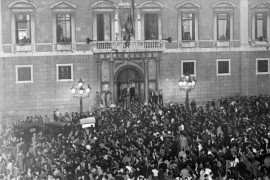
[149, 89, 164, 105]
[0, 95, 270, 180]
[96, 88, 164, 110]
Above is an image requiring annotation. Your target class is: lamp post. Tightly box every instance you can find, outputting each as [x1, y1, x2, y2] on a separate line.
[71, 78, 91, 114]
[178, 74, 196, 111]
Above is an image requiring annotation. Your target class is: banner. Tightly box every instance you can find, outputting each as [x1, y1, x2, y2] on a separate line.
[80, 117, 96, 128]
[124, 0, 135, 48]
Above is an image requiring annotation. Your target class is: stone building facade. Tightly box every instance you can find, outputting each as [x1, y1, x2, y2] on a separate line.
[0, 0, 270, 121]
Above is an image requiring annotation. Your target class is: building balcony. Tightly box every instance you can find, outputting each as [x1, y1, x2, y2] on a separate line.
[12, 44, 34, 52]
[5, 39, 268, 54]
[252, 40, 269, 47]
[92, 40, 166, 53]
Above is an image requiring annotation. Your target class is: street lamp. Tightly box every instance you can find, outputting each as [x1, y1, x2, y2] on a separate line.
[178, 74, 196, 111]
[71, 78, 91, 114]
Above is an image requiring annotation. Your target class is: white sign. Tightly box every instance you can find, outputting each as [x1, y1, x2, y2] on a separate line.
[80, 117, 96, 128]
[82, 124, 95, 128]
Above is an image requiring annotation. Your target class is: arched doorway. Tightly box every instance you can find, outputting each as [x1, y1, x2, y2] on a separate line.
[115, 66, 143, 104]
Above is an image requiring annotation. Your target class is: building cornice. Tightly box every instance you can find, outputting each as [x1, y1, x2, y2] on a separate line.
[1, 47, 270, 58]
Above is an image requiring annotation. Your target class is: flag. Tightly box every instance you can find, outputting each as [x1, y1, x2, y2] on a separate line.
[124, 0, 135, 48]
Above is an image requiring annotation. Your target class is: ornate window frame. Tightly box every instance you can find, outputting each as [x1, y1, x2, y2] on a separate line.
[91, 1, 117, 41]
[212, 1, 235, 46]
[251, 2, 270, 46]
[137, 1, 163, 40]
[50, 1, 77, 51]
[9, 0, 37, 53]
[176, 1, 201, 43]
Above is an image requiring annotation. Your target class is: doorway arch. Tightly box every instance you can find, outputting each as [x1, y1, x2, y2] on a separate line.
[115, 65, 144, 103]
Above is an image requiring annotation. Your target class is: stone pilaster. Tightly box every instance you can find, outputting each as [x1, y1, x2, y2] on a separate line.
[156, 57, 160, 90]
[0, 0, 3, 125]
[144, 59, 149, 105]
[0, 0, 3, 53]
[97, 59, 102, 93]
[240, 0, 249, 47]
[109, 59, 115, 105]
[0, 59, 4, 126]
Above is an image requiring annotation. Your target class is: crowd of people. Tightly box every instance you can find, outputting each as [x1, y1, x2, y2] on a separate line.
[0, 95, 270, 180]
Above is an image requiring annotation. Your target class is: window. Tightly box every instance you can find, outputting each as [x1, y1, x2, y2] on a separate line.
[216, 59, 231, 76]
[176, 1, 200, 44]
[56, 64, 73, 81]
[56, 14, 71, 44]
[251, 2, 270, 43]
[9, 1, 36, 52]
[255, 13, 267, 41]
[217, 13, 230, 41]
[256, 58, 269, 74]
[16, 65, 33, 83]
[182, 14, 195, 41]
[144, 13, 158, 40]
[97, 13, 112, 41]
[181, 60, 196, 76]
[15, 14, 31, 45]
[50, 1, 77, 50]
[212, 1, 235, 42]
[91, 1, 116, 41]
[138, 1, 163, 40]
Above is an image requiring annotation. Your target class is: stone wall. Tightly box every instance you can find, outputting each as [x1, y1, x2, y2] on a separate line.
[160, 50, 270, 105]
[1, 54, 97, 121]
[1, 49, 270, 121]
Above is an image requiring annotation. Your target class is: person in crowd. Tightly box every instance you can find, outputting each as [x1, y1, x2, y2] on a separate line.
[190, 100, 196, 113]
[154, 89, 159, 104]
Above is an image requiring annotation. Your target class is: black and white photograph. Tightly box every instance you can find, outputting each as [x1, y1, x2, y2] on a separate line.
[0, 0, 270, 179]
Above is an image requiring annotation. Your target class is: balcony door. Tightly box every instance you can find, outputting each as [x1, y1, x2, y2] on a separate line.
[97, 13, 112, 41]
[116, 67, 143, 106]
[144, 13, 158, 40]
